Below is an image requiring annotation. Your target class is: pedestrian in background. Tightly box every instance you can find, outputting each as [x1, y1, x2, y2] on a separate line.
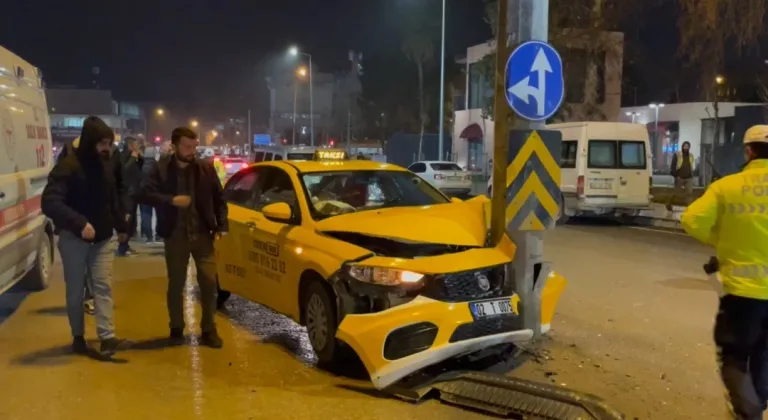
[139, 127, 228, 348]
[681, 125, 768, 420]
[41, 116, 130, 357]
[117, 137, 144, 256]
[140, 143, 158, 242]
[667, 140, 695, 211]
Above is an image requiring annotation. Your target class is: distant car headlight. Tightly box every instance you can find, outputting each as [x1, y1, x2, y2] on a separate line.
[345, 264, 425, 286]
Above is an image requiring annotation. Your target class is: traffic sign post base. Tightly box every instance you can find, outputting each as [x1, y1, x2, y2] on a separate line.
[503, 129, 561, 338]
[509, 230, 546, 337]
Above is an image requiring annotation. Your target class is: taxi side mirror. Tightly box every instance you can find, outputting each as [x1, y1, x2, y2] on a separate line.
[450, 197, 463, 203]
[262, 202, 293, 223]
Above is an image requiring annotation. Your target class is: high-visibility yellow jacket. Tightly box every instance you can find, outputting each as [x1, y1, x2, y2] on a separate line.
[213, 159, 226, 184]
[675, 151, 694, 170]
[681, 159, 768, 300]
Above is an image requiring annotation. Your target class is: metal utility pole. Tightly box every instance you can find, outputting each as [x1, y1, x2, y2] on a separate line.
[490, 0, 510, 246]
[309, 56, 315, 146]
[347, 108, 352, 149]
[247, 109, 252, 155]
[437, 0, 447, 161]
[293, 80, 298, 145]
[509, 0, 551, 339]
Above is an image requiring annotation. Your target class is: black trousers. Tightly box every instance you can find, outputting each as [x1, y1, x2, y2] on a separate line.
[715, 295, 768, 420]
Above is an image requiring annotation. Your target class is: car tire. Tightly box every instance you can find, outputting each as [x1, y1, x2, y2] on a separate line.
[216, 281, 231, 310]
[21, 231, 53, 291]
[303, 281, 342, 367]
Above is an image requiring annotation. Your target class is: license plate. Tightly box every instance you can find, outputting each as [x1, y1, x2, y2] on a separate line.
[470, 298, 514, 319]
[448, 176, 462, 181]
[589, 182, 612, 190]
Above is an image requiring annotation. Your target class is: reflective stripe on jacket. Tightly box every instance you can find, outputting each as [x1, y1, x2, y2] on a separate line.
[681, 159, 768, 300]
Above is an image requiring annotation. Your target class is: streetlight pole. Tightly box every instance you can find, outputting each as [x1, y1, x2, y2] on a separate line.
[649, 103, 665, 170]
[289, 47, 314, 146]
[437, 0, 446, 161]
[293, 79, 298, 145]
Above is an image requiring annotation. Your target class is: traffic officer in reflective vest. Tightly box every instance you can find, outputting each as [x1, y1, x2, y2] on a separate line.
[682, 125, 768, 420]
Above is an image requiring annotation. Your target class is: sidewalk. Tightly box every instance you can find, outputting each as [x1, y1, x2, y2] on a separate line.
[634, 204, 686, 231]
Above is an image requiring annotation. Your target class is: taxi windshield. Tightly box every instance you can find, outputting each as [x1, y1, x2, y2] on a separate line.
[301, 170, 449, 220]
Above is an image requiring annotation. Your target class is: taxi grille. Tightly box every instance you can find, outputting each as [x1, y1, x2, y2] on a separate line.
[449, 316, 522, 343]
[423, 266, 505, 302]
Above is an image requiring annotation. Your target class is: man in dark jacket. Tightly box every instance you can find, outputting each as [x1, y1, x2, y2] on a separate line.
[667, 140, 696, 211]
[139, 127, 228, 348]
[117, 137, 144, 256]
[41, 116, 131, 357]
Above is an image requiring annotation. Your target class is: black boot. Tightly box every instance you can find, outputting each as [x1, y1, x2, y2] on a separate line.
[72, 336, 87, 354]
[201, 330, 223, 349]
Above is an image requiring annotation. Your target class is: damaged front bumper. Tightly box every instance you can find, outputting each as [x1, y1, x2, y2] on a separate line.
[330, 241, 567, 390]
[336, 295, 532, 390]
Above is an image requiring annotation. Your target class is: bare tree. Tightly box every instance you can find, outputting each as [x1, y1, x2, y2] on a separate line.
[402, 31, 435, 160]
[678, 0, 766, 95]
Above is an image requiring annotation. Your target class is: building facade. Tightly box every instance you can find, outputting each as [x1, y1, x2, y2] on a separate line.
[451, 31, 624, 175]
[46, 88, 145, 145]
[620, 102, 764, 184]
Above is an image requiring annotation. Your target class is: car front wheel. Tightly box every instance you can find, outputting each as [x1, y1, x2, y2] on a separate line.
[303, 281, 342, 366]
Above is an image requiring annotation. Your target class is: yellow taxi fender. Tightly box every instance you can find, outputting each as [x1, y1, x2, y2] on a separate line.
[336, 294, 523, 389]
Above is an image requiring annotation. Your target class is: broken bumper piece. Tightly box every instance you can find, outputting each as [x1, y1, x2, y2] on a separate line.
[335, 295, 532, 390]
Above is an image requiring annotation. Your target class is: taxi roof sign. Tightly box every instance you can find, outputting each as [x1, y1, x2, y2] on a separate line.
[314, 149, 349, 161]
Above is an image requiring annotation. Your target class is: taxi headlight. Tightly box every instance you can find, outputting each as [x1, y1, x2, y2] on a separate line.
[345, 265, 425, 286]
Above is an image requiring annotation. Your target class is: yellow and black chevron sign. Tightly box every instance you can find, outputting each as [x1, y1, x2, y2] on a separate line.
[505, 130, 562, 230]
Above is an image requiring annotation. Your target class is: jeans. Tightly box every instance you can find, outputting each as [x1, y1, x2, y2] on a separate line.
[140, 205, 154, 239]
[164, 229, 218, 333]
[58, 231, 116, 340]
[668, 177, 694, 207]
[715, 295, 768, 420]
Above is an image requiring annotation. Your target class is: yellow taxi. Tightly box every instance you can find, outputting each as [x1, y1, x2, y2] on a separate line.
[215, 150, 566, 389]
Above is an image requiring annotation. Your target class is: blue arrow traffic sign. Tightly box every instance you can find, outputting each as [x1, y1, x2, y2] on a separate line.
[505, 40, 565, 121]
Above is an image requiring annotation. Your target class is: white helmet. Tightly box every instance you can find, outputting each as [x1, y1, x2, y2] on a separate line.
[744, 125, 768, 144]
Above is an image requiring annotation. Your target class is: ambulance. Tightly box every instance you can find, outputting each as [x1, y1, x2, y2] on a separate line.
[0, 46, 54, 294]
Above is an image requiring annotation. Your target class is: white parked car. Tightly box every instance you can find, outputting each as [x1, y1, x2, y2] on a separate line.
[407, 161, 472, 196]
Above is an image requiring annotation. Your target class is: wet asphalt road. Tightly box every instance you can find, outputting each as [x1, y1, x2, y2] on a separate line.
[0, 223, 738, 419]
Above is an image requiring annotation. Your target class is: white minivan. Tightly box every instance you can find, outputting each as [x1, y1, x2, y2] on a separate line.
[0, 46, 54, 295]
[488, 122, 652, 222]
[550, 122, 652, 221]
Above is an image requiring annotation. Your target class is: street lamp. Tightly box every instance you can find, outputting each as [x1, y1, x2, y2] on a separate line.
[156, 108, 165, 116]
[190, 120, 199, 128]
[289, 45, 314, 146]
[292, 67, 308, 145]
[649, 103, 665, 169]
[625, 111, 639, 123]
[715, 75, 725, 85]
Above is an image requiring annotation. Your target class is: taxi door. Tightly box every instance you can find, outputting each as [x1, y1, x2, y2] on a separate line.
[242, 167, 303, 318]
[216, 169, 261, 298]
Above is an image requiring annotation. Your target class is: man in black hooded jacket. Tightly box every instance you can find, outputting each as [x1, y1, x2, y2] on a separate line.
[42, 116, 131, 357]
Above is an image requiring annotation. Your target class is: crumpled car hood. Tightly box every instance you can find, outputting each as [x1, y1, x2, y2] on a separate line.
[314, 198, 489, 247]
